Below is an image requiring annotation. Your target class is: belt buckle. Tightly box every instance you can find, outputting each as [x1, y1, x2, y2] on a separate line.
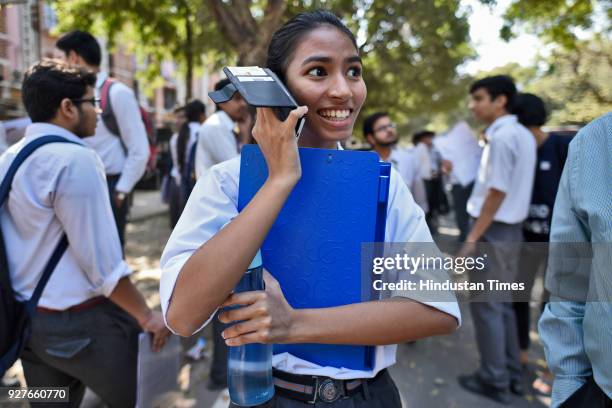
[317, 378, 341, 403]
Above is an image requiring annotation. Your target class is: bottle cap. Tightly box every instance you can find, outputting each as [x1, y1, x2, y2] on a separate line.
[248, 250, 262, 270]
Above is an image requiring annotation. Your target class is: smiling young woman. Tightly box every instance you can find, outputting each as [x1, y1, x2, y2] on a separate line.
[160, 10, 460, 408]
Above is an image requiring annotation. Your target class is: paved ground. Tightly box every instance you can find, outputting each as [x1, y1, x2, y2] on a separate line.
[5, 190, 553, 407]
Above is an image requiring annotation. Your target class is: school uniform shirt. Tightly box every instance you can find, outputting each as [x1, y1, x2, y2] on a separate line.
[85, 71, 149, 194]
[169, 122, 200, 185]
[387, 147, 429, 213]
[467, 115, 536, 224]
[0, 123, 130, 310]
[194, 110, 239, 180]
[160, 152, 461, 380]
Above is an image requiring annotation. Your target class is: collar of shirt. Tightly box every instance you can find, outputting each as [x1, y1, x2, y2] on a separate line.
[95, 71, 109, 89]
[24, 122, 85, 146]
[485, 114, 518, 140]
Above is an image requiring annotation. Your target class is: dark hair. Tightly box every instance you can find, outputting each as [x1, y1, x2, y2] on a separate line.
[215, 78, 231, 91]
[173, 105, 185, 114]
[469, 75, 517, 111]
[56, 30, 102, 67]
[513, 93, 547, 127]
[413, 130, 435, 145]
[177, 100, 206, 173]
[362, 112, 389, 138]
[22, 59, 96, 123]
[266, 10, 358, 83]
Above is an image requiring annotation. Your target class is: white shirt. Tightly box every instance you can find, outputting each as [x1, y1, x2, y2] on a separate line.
[86, 72, 149, 194]
[467, 115, 536, 224]
[169, 122, 200, 184]
[387, 147, 429, 213]
[0, 124, 7, 156]
[160, 154, 461, 379]
[414, 142, 432, 180]
[0, 123, 130, 309]
[433, 121, 482, 187]
[194, 111, 238, 180]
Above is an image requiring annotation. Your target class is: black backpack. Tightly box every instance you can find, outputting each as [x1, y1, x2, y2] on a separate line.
[0, 135, 78, 376]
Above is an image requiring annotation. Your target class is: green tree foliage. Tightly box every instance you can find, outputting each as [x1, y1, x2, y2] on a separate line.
[52, 0, 231, 101]
[52, 0, 472, 130]
[481, 0, 611, 49]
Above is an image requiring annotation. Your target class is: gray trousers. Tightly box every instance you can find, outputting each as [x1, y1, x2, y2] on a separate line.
[20, 300, 141, 407]
[469, 220, 523, 389]
[229, 369, 402, 408]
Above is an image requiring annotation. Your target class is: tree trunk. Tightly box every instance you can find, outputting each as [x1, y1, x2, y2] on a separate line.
[206, 0, 286, 66]
[185, 7, 194, 102]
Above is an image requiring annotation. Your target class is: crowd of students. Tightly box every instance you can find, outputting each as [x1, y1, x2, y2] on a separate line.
[0, 9, 610, 408]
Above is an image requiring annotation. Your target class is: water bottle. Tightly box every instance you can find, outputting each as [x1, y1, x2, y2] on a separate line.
[227, 251, 275, 406]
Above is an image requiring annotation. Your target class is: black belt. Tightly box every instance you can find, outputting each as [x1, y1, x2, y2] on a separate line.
[272, 368, 385, 404]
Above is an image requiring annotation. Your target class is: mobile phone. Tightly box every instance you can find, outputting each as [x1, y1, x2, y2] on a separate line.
[208, 66, 306, 137]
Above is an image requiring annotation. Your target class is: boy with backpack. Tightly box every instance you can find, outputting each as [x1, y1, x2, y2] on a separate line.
[56, 30, 151, 248]
[0, 59, 170, 407]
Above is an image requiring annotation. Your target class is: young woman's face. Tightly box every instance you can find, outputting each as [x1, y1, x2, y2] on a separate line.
[284, 26, 366, 147]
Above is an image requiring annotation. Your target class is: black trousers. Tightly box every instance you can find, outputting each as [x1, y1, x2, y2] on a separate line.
[107, 175, 129, 249]
[20, 300, 141, 408]
[561, 376, 612, 408]
[229, 369, 402, 408]
[451, 182, 473, 242]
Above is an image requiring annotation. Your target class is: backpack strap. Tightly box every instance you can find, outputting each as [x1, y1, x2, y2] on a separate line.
[0, 135, 80, 312]
[99, 78, 122, 138]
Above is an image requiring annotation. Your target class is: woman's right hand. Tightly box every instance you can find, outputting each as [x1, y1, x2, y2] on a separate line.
[251, 106, 308, 187]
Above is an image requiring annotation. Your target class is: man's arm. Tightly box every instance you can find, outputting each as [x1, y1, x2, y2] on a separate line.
[112, 84, 149, 194]
[54, 150, 169, 350]
[538, 137, 591, 407]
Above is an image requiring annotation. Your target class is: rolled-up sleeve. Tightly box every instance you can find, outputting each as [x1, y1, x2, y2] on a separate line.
[385, 168, 462, 326]
[160, 159, 240, 334]
[54, 150, 131, 297]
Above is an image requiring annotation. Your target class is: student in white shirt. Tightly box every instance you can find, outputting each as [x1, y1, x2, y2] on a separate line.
[173, 100, 206, 208]
[0, 59, 170, 408]
[161, 11, 460, 407]
[362, 111, 428, 213]
[56, 31, 150, 248]
[168, 106, 187, 227]
[458, 75, 536, 404]
[195, 78, 249, 180]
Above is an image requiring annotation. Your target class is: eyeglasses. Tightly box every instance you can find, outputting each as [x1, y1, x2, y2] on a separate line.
[374, 123, 396, 133]
[71, 98, 100, 107]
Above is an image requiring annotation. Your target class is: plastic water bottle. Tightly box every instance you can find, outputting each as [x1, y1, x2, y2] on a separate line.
[227, 251, 274, 406]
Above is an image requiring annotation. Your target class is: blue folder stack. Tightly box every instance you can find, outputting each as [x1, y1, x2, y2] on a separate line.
[237, 145, 391, 371]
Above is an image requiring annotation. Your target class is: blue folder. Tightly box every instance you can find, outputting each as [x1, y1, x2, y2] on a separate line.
[237, 145, 391, 371]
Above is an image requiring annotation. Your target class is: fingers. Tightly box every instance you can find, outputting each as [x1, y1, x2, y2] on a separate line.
[221, 290, 266, 308]
[226, 331, 271, 347]
[218, 299, 269, 324]
[222, 316, 271, 340]
[285, 106, 308, 128]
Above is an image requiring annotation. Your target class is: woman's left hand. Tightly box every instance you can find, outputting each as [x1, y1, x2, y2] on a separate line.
[218, 270, 296, 346]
